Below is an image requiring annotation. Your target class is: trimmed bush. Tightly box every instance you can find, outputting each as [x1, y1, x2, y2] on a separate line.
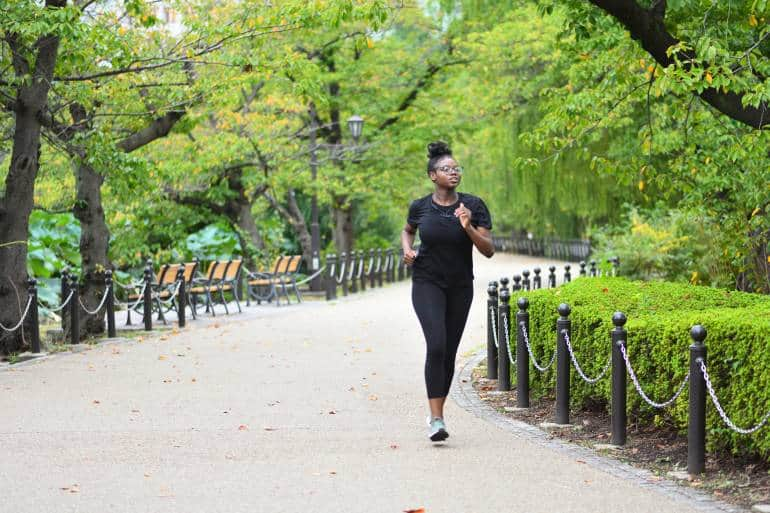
[513, 277, 770, 459]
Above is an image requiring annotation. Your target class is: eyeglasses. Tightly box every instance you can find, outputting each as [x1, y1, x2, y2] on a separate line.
[434, 165, 463, 175]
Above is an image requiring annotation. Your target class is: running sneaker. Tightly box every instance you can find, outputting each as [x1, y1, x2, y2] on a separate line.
[428, 417, 449, 442]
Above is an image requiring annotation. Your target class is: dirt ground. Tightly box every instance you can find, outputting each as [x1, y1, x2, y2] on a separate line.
[472, 363, 770, 510]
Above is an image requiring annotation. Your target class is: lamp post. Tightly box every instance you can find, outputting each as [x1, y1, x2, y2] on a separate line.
[308, 113, 364, 292]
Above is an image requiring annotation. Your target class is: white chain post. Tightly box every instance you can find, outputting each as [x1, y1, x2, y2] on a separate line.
[700, 360, 770, 434]
[47, 290, 74, 313]
[502, 315, 515, 365]
[620, 344, 689, 409]
[0, 296, 33, 332]
[562, 330, 610, 384]
[78, 285, 112, 315]
[489, 306, 499, 348]
[519, 321, 557, 372]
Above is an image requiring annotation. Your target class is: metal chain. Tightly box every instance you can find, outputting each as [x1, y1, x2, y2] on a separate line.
[0, 296, 33, 332]
[619, 343, 689, 409]
[78, 285, 112, 315]
[700, 360, 770, 434]
[157, 282, 181, 306]
[562, 329, 610, 384]
[502, 315, 516, 365]
[489, 306, 499, 348]
[47, 290, 74, 312]
[117, 282, 147, 312]
[519, 322, 557, 372]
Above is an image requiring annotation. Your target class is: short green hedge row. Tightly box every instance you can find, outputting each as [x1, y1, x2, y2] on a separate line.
[510, 277, 770, 458]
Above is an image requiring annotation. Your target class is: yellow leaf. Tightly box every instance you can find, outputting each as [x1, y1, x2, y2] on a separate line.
[638, 180, 645, 192]
[639, 58, 646, 68]
[750, 14, 758, 27]
[366, 37, 374, 49]
[751, 207, 761, 217]
[705, 72, 713, 84]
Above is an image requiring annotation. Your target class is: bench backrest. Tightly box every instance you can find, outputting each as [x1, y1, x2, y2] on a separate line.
[286, 255, 302, 273]
[224, 259, 242, 280]
[182, 261, 198, 283]
[159, 264, 180, 285]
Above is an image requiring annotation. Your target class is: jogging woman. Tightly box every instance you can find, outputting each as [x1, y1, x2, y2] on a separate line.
[401, 141, 494, 442]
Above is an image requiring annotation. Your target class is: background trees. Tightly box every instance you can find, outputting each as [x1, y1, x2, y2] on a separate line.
[3, 0, 768, 353]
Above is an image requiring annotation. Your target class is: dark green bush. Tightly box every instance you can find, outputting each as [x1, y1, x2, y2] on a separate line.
[513, 277, 770, 458]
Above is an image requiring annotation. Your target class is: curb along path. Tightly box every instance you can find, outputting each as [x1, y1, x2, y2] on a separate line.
[0, 252, 734, 513]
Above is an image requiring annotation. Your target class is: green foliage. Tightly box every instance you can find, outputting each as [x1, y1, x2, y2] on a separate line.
[517, 277, 770, 459]
[591, 205, 725, 285]
[184, 223, 242, 261]
[27, 211, 80, 278]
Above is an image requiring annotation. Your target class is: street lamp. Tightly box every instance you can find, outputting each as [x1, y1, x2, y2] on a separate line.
[308, 113, 364, 292]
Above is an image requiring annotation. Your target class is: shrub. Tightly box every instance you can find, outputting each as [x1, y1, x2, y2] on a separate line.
[512, 277, 770, 459]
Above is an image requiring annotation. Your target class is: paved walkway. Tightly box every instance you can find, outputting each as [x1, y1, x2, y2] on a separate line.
[0, 253, 733, 513]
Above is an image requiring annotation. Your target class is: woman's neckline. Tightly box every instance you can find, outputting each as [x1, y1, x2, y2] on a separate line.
[431, 191, 461, 207]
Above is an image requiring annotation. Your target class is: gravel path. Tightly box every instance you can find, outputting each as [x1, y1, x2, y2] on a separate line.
[0, 252, 728, 512]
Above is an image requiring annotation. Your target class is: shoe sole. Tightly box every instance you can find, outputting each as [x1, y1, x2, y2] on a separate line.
[430, 428, 449, 442]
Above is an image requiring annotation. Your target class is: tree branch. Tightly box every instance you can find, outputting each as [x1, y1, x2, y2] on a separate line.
[377, 59, 470, 132]
[587, 0, 770, 129]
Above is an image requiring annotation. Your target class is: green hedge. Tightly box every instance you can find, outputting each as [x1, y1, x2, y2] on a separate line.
[511, 277, 770, 458]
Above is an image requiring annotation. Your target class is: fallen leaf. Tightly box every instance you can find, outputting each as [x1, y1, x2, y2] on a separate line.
[159, 336, 168, 341]
[144, 472, 151, 478]
[328, 410, 337, 415]
[348, 386, 355, 392]
[329, 471, 337, 475]
[238, 425, 248, 431]
[403, 509, 425, 513]
[92, 399, 100, 404]
[390, 443, 399, 449]
[368, 394, 378, 401]
[576, 460, 586, 464]
[264, 427, 277, 431]
[69, 484, 80, 493]
[191, 378, 197, 383]
[158, 355, 167, 360]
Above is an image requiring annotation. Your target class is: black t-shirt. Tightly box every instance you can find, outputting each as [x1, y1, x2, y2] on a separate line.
[407, 192, 492, 288]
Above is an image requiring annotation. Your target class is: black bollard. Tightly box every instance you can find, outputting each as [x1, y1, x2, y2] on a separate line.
[105, 271, 116, 338]
[533, 268, 542, 289]
[579, 261, 587, 277]
[556, 303, 571, 424]
[522, 270, 531, 291]
[486, 282, 499, 380]
[176, 265, 186, 328]
[376, 249, 384, 287]
[27, 279, 41, 354]
[611, 256, 620, 276]
[339, 252, 349, 296]
[611, 312, 627, 446]
[512, 274, 522, 292]
[60, 267, 70, 331]
[548, 266, 556, 288]
[70, 275, 80, 345]
[143, 262, 153, 331]
[497, 284, 511, 392]
[397, 250, 405, 281]
[564, 264, 572, 284]
[325, 254, 337, 300]
[688, 325, 707, 475]
[516, 297, 530, 408]
[355, 252, 364, 292]
[590, 260, 597, 277]
[387, 249, 395, 283]
[349, 251, 358, 294]
[368, 249, 376, 289]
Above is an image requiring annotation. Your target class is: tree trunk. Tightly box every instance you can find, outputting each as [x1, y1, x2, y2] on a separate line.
[332, 197, 354, 256]
[232, 197, 265, 267]
[0, 12, 64, 353]
[286, 189, 313, 264]
[72, 161, 111, 337]
[0, 110, 41, 353]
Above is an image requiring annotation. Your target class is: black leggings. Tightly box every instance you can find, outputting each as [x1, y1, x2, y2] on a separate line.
[412, 281, 474, 399]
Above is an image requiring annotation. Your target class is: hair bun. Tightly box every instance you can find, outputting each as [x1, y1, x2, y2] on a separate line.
[427, 141, 452, 159]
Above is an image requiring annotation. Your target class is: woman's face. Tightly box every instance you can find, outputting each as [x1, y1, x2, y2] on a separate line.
[430, 156, 462, 188]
